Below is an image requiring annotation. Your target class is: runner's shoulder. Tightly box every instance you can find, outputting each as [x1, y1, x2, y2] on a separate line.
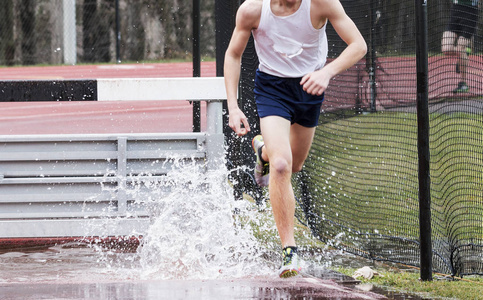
[237, 0, 263, 29]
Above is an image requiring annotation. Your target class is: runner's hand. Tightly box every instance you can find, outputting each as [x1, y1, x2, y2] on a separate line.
[229, 108, 250, 136]
[300, 70, 331, 96]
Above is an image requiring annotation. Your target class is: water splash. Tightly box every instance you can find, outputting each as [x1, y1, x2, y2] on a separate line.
[121, 158, 274, 280]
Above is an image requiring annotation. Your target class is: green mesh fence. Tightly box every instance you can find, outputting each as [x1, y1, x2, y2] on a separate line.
[288, 0, 483, 276]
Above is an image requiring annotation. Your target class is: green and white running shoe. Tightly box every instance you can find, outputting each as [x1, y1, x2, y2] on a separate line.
[252, 135, 269, 187]
[279, 246, 301, 278]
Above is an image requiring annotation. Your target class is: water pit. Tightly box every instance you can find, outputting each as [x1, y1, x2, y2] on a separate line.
[0, 161, 421, 299]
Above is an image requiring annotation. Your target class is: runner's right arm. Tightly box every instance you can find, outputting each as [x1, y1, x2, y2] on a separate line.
[224, 0, 261, 136]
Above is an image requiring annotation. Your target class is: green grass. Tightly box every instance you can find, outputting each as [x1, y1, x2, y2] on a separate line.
[290, 110, 483, 275]
[305, 111, 420, 235]
[242, 105, 483, 298]
[334, 266, 483, 300]
[245, 192, 483, 300]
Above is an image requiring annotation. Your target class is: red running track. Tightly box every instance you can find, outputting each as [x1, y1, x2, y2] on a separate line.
[0, 62, 217, 135]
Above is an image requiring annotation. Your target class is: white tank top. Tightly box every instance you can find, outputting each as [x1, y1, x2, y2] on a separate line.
[252, 0, 328, 78]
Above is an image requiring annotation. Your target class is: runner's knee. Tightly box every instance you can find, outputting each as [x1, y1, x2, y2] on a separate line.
[270, 156, 292, 176]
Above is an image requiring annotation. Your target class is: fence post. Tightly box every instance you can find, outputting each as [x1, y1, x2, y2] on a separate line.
[415, 0, 432, 281]
[62, 0, 76, 65]
[368, 0, 378, 113]
[192, 0, 201, 133]
[115, 0, 121, 63]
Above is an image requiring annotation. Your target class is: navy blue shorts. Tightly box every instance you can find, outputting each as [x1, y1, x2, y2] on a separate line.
[254, 70, 324, 128]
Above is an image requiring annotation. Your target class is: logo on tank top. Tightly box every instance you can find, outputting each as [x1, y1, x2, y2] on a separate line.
[273, 35, 304, 58]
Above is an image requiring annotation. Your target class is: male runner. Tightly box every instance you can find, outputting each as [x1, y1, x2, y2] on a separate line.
[224, 0, 366, 278]
[442, 0, 480, 93]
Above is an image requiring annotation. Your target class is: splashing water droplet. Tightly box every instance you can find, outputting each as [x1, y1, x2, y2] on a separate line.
[96, 157, 274, 280]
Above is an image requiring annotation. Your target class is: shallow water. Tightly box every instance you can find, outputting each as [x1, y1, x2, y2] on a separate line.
[0, 244, 431, 300]
[0, 159, 428, 299]
[0, 160, 365, 284]
[0, 160, 272, 283]
[0, 244, 355, 284]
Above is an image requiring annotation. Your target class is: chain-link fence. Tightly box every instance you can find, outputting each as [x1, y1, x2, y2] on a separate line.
[0, 0, 215, 66]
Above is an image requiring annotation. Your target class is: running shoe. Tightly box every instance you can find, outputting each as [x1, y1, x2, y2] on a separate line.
[453, 81, 469, 94]
[252, 135, 269, 187]
[279, 246, 301, 278]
